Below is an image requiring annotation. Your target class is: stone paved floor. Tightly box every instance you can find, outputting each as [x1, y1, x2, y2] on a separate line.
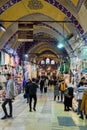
[0, 88, 87, 130]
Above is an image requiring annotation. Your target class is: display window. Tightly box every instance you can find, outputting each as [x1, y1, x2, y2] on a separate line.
[46, 58, 50, 64]
[41, 60, 45, 64]
[51, 60, 55, 65]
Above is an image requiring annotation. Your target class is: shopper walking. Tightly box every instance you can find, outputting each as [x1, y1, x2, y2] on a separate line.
[28, 78, 38, 112]
[44, 77, 48, 93]
[76, 82, 87, 116]
[77, 77, 85, 88]
[80, 89, 87, 119]
[25, 79, 32, 103]
[1, 73, 15, 120]
[40, 78, 44, 93]
[64, 86, 74, 111]
[53, 79, 59, 101]
[22, 78, 26, 93]
[59, 80, 67, 102]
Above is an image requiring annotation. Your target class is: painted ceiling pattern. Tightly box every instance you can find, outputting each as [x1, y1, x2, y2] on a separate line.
[71, 0, 79, 6]
[0, 0, 84, 33]
[0, 0, 21, 14]
[0, 0, 86, 59]
[28, 0, 43, 9]
[45, 0, 83, 34]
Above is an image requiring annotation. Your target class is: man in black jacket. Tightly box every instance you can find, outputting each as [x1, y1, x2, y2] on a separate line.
[28, 78, 38, 112]
[40, 78, 44, 93]
[25, 79, 32, 103]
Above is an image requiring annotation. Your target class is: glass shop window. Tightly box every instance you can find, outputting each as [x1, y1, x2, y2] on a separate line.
[46, 58, 50, 64]
[51, 60, 55, 65]
[41, 60, 45, 64]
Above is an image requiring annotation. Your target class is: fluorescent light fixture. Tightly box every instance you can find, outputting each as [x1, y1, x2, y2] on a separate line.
[0, 24, 6, 32]
[57, 43, 64, 48]
[25, 54, 28, 58]
[18, 39, 33, 42]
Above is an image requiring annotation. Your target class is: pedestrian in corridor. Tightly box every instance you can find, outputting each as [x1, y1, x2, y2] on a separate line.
[40, 78, 44, 93]
[1, 73, 15, 120]
[28, 78, 38, 112]
[59, 80, 67, 102]
[53, 79, 59, 101]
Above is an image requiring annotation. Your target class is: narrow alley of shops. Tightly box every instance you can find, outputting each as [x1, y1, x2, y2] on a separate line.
[1, 0, 87, 130]
[0, 88, 87, 130]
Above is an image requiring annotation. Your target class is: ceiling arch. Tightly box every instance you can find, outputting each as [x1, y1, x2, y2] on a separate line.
[0, 0, 84, 33]
[11, 32, 71, 56]
[0, 0, 84, 15]
[0, 13, 73, 54]
[28, 42, 68, 57]
[45, 0, 83, 34]
[36, 50, 60, 64]
[16, 34, 57, 55]
[22, 41, 62, 62]
[34, 26, 61, 41]
[0, 1, 73, 50]
[16, 32, 71, 59]
[0, 0, 66, 28]
[56, 0, 84, 13]
[0, 0, 85, 59]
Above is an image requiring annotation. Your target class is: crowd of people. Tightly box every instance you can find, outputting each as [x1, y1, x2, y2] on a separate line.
[23, 75, 74, 114]
[52, 76, 87, 120]
[76, 77, 87, 119]
[1, 73, 87, 121]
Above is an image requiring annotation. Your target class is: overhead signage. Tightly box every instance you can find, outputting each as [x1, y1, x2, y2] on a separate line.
[18, 22, 33, 42]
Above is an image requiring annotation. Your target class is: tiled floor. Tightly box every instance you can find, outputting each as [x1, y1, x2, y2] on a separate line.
[0, 88, 87, 130]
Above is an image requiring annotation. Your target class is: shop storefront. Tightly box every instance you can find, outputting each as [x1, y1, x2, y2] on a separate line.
[24, 61, 37, 80]
[24, 61, 31, 80]
[38, 58, 57, 78]
[31, 64, 37, 78]
[70, 56, 82, 85]
[0, 51, 23, 100]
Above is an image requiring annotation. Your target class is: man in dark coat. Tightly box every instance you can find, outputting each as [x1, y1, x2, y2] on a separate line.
[25, 79, 32, 103]
[64, 87, 74, 111]
[40, 78, 44, 93]
[28, 78, 38, 112]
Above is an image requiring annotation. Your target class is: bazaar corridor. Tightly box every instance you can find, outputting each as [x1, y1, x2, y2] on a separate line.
[0, 88, 87, 130]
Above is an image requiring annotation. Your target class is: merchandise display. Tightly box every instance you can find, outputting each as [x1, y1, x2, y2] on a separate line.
[72, 93, 78, 112]
[0, 51, 23, 99]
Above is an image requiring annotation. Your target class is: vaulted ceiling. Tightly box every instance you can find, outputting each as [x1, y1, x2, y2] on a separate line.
[0, 0, 87, 61]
